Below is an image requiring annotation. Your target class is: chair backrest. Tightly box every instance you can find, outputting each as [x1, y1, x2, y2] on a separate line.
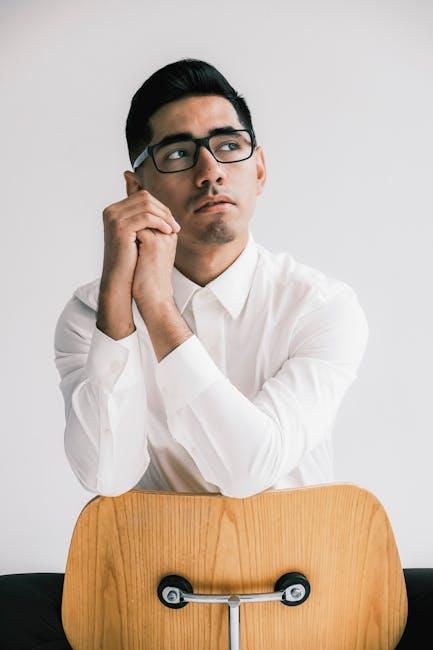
[62, 483, 407, 649]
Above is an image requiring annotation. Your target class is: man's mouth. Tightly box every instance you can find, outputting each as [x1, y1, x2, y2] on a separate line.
[194, 194, 235, 211]
[195, 202, 233, 213]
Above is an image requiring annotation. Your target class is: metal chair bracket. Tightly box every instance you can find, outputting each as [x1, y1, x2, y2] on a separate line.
[157, 572, 311, 650]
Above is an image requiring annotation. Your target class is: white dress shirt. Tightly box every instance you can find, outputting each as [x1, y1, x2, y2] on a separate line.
[54, 230, 369, 498]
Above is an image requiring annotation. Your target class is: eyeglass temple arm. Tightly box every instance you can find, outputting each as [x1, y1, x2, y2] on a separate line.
[133, 148, 150, 171]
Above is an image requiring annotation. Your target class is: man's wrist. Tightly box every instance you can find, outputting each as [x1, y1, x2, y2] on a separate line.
[136, 296, 176, 325]
[136, 297, 193, 363]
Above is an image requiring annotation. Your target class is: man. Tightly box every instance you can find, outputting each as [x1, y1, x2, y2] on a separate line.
[0, 58, 429, 649]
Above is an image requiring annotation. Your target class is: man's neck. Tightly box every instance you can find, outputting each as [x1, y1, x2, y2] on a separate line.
[174, 232, 249, 287]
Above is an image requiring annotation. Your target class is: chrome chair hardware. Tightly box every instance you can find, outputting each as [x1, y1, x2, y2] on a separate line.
[158, 572, 311, 650]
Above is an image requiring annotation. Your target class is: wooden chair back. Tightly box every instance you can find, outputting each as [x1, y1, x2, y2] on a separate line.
[62, 483, 407, 649]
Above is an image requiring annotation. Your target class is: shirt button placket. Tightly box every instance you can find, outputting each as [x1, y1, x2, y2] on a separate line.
[192, 288, 225, 372]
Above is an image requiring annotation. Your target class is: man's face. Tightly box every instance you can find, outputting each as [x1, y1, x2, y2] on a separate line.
[133, 94, 266, 245]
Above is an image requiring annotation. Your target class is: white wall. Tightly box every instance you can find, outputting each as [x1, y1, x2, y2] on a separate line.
[1, 0, 432, 573]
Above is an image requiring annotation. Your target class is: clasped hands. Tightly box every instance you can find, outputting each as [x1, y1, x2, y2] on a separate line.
[132, 212, 180, 315]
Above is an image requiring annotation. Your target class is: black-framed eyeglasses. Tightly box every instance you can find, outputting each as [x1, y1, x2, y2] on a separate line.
[132, 128, 257, 173]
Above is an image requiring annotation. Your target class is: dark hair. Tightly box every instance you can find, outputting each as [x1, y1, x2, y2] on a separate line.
[125, 58, 256, 169]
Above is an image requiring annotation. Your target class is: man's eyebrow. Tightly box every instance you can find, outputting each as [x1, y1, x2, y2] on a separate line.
[153, 125, 239, 148]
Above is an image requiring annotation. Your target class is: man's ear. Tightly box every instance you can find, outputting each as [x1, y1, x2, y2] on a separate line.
[255, 146, 266, 196]
[123, 170, 143, 197]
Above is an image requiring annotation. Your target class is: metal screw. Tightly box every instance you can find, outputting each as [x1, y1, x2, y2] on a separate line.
[285, 584, 306, 602]
[162, 587, 181, 603]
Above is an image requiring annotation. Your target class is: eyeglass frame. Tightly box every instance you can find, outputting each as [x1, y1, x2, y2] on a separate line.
[132, 127, 257, 173]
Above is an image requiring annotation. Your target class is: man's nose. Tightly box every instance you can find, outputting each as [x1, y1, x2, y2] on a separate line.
[193, 145, 226, 181]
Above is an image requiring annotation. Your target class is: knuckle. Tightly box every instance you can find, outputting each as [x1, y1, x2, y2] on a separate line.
[102, 205, 114, 220]
[103, 207, 122, 227]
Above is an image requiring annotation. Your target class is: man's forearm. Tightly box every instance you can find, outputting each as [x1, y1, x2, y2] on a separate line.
[137, 299, 194, 363]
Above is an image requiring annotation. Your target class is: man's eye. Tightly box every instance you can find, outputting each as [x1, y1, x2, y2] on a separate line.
[166, 149, 187, 160]
[217, 141, 240, 151]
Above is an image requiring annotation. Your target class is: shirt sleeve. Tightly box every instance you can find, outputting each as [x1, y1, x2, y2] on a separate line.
[53, 295, 150, 496]
[154, 285, 369, 498]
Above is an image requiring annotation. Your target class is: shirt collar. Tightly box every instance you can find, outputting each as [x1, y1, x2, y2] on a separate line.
[73, 230, 259, 320]
[172, 230, 259, 320]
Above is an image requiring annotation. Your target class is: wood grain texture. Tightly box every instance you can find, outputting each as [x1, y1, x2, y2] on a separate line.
[62, 483, 407, 649]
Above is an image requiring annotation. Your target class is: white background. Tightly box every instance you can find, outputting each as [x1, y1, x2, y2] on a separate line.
[1, 0, 432, 573]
